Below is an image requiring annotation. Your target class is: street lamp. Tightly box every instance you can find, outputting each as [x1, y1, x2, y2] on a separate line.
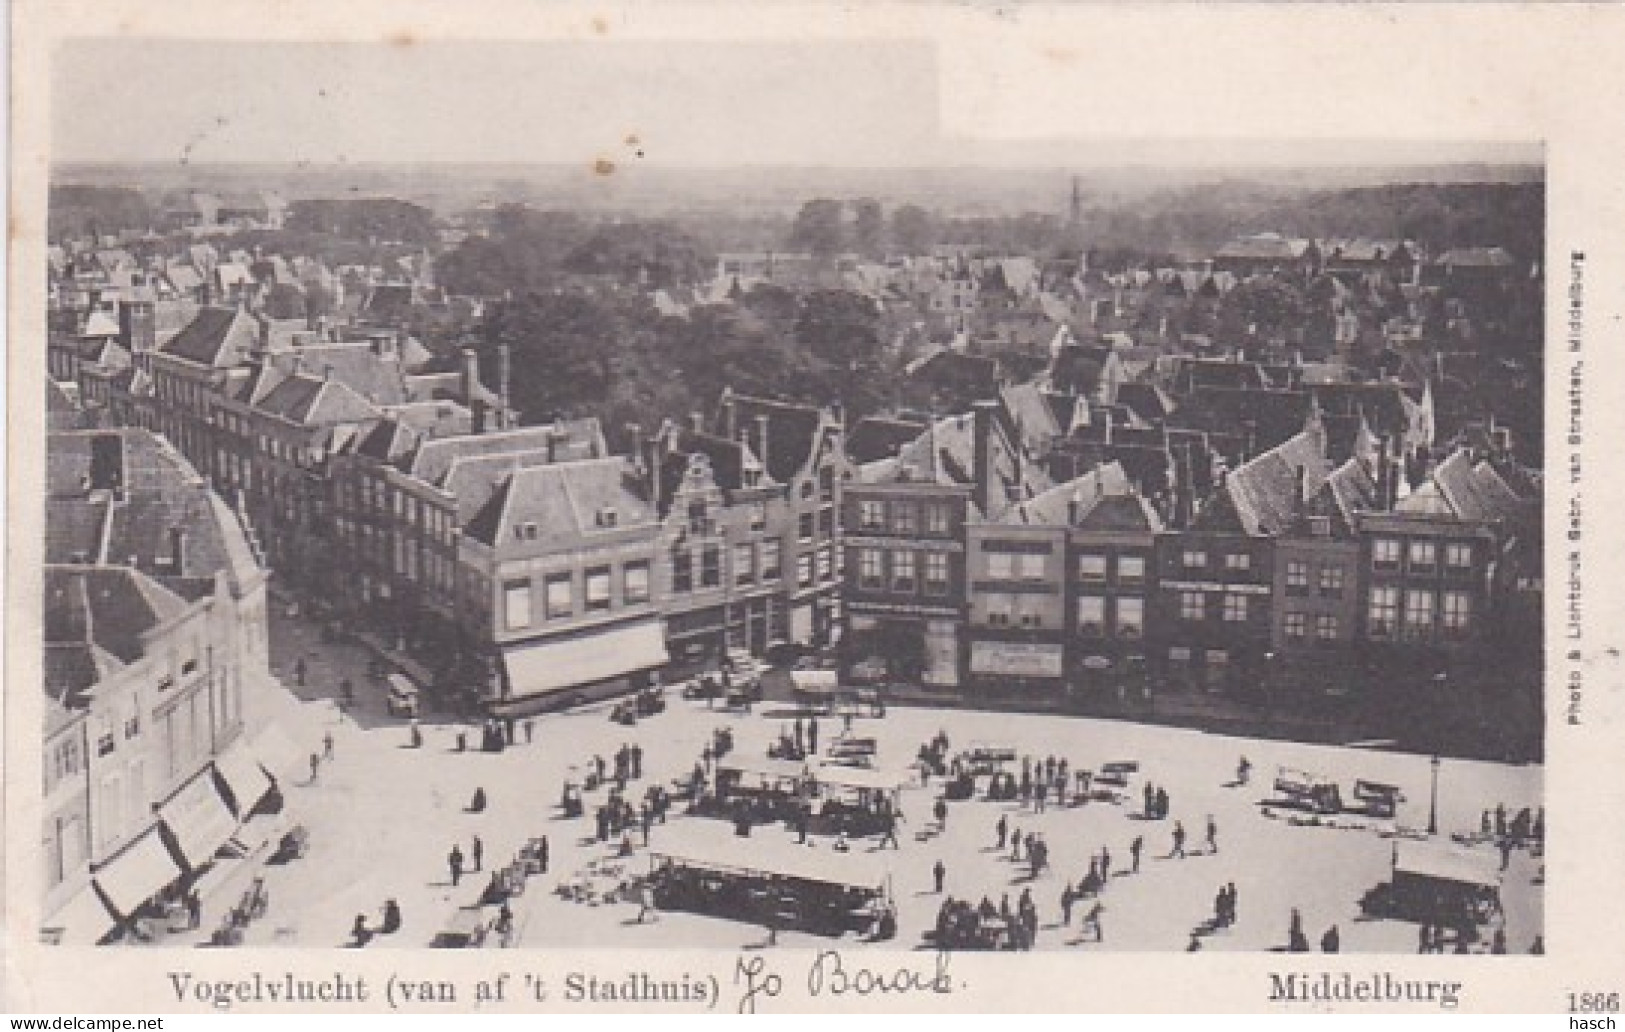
[1427, 754, 1441, 835]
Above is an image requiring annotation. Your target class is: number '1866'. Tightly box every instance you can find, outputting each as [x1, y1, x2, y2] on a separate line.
[1569, 992, 1619, 1013]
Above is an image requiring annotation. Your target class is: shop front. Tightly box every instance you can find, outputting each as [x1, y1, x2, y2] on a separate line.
[967, 638, 1065, 695]
[493, 618, 670, 714]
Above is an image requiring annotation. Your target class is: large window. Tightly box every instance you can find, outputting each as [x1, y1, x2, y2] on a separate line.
[1403, 590, 1435, 639]
[1442, 591, 1472, 637]
[1409, 540, 1437, 573]
[1373, 538, 1401, 570]
[925, 503, 951, 535]
[1180, 591, 1206, 621]
[1284, 611, 1307, 641]
[891, 502, 916, 534]
[859, 500, 885, 530]
[1285, 560, 1309, 593]
[1118, 555, 1146, 585]
[1182, 549, 1208, 570]
[585, 567, 612, 611]
[1368, 586, 1399, 637]
[797, 554, 814, 588]
[1223, 593, 1249, 623]
[1077, 595, 1106, 636]
[1319, 565, 1345, 597]
[925, 552, 949, 595]
[1445, 542, 1474, 570]
[734, 543, 754, 585]
[761, 540, 781, 581]
[1077, 554, 1107, 583]
[672, 551, 693, 594]
[1016, 553, 1046, 581]
[987, 552, 1014, 580]
[1116, 596, 1144, 638]
[1315, 615, 1339, 642]
[544, 575, 572, 619]
[701, 546, 722, 588]
[1225, 552, 1251, 572]
[858, 549, 884, 590]
[798, 512, 815, 542]
[504, 578, 533, 629]
[624, 561, 651, 605]
[891, 551, 917, 593]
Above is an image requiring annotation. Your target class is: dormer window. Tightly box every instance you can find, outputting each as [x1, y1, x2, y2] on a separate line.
[596, 507, 619, 528]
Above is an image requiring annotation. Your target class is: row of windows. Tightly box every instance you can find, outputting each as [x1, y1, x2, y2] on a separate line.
[1368, 587, 1474, 640]
[1371, 538, 1475, 573]
[502, 561, 653, 631]
[1180, 591, 1257, 623]
[1283, 612, 1341, 642]
[856, 499, 954, 536]
[1283, 560, 1346, 597]
[985, 551, 1047, 581]
[1181, 550, 1255, 572]
[857, 548, 951, 596]
[1077, 553, 1147, 584]
[1075, 595, 1145, 638]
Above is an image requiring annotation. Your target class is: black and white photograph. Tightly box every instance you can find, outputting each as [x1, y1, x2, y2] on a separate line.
[16, 2, 1625, 1016]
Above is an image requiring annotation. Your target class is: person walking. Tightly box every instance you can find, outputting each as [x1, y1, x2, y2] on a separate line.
[1226, 882, 1238, 925]
[1083, 903, 1104, 943]
[448, 844, 465, 887]
[934, 797, 948, 831]
[538, 835, 550, 874]
[933, 859, 946, 894]
[996, 814, 1009, 850]
[1130, 835, 1143, 874]
[1100, 846, 1112, 881]
[1170, 821, 1187, 859]
[323, 731, 334, 761]
[380, 899, 401, 934]
[308, 752, 320, 784]
[185, 890, 202, 930]
[636, 883, 658, 924]
[1061, 882, 1076, 926]
[1205, 815, 1218, 855]
[1320, 925, 1341, 953]
[471, 835, 484, 872]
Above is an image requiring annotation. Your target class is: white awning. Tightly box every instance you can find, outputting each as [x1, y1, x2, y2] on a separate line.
[652, 824, 888, 890]
[94, 828, 182, 919]
[1395, 842, 1502, 888]
[791, 670, 840, 694]
[158, 769, 241, 871]
[40, 885, 117, 945]
[501, 620, 669, 699]
[213, 743, 274, 817]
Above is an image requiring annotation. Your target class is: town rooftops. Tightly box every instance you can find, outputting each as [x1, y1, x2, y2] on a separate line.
[1199, 423, 1332, 537]
[1214, 233, 1316, 262]
[45, 564, 190, 671]
[1435, 247, 1516, 269]
[399, 420, 606, 485]
[1398, 448, 1526, 524]
[718, 392, 829, 485]
[845, 415, 931, 465]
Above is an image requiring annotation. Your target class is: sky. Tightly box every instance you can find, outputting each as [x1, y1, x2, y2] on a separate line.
[51, 37, 1539, 170]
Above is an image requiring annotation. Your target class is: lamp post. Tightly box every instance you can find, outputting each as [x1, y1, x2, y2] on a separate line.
[1427, 754, 1441, 835]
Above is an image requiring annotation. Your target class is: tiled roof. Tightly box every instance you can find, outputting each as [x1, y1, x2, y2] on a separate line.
[1409, 449, 1525, 523]
[1010, 462, 1132, 526]
[402, 421, 606, 485]
[1202, 426, 1330, 536]
[255, 374, 380, 426]
[463, 457, 653, 549]
[722, 394, 825, 484]
[999, 382, 1062, 454]
[44, 564, 189, 665]
[160, 306, 260, 368]
[290, 342, 410, 405]
[1116, 382, 1176, 424]
[845, 416, 929, 465]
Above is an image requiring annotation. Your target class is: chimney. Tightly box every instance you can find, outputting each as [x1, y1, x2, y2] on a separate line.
[169, 527, 186, 575]
[972, 399, 998, 516]
[497, 343, 512, 427]
[1103, 408, 1113, 446]
[460, 347, 480, 405]
[756, 414, 770, 471]
[1069, 486, 1083, 525]
[722, 387, 737, 441]
[690, 411, 706, 435]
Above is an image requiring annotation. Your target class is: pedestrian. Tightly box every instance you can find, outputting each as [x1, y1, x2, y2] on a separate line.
[1288, 908, 1309, 952]
[1237, 756, 1251, 785]
[1495, 803, 1507, 838]
[637, 883, 658, 923]
[323, 732, 334, 761]
[308, 752, 320, 784]
[933, 859, 946, 894]
[1499, 837, 1514, 871]
[1171, 821, 1187, 859]
[185, 890, 201, 930]
[1187, 933, 1203, 952]
[380, 899, 401, 934]
[934, 797, 948, 830]
[410, 718, 422, 749]
[470, 787, 487, 813]
[1034, 780, 1047, 813]
[996, 814, 1009, 850]
[1214, 887, 1228, 928]
[1321, 925, 1341, 953]
[524, 718, 534, 744]
[1226, 882, 1238, 925]
[1083, 903, 1104, 943]
[448, 845, 464, 887]
[1061, 882, 1076, 925]
[1100, 846, 1112, 881]
[1143, 783, 1156, 817]
[1130, 835, 1143, 874]
[1481, 809, 1493, 836]
[538, 835, 550, 873]
[1418, 922, 1432, 954]
[1205, 815, 1218, 854]
[472, 835, 484, 872]
[1156, 787, 1169, 820]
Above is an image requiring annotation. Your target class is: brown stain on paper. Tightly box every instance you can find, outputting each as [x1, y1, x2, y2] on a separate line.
[594, 158, 617, 176]
[387, 28, 417, 48]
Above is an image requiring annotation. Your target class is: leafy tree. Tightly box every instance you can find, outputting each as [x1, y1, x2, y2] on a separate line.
[852, 198, 886, 258]
[890, 203, 936, 256]
[481, 292, 617, 418]
[788, 198, 847, 258]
